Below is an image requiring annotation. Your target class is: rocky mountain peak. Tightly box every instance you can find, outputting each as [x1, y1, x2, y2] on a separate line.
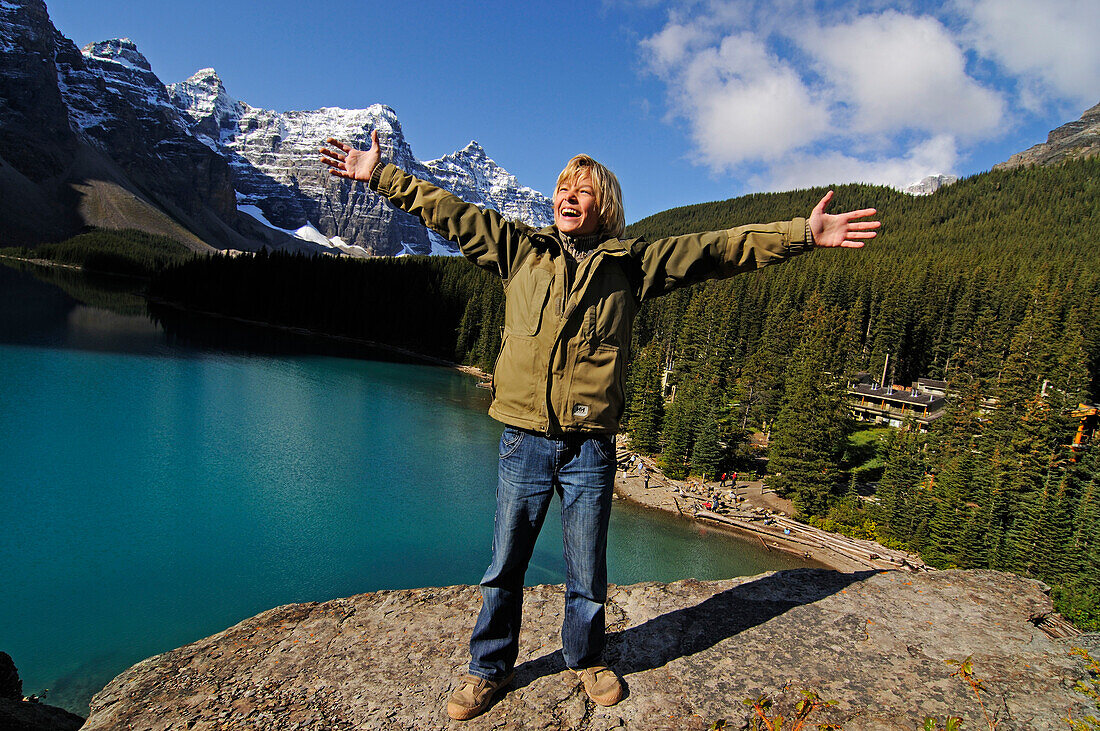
[995, 100, 1100, 170]
[168, 70, 552, 255]
[903, 173, 959, 196]
[177, 67, 231, 103]
[187, 67, 222, 86]
[168, 67, 244, 139]
[454, 140, 488, 161]
[81, 37, 151, 71]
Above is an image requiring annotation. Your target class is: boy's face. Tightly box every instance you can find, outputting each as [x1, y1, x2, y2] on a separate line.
[554, 171, 600, 236]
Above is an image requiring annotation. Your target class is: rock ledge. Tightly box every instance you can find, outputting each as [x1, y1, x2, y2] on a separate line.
[83, 569, 1097, 730]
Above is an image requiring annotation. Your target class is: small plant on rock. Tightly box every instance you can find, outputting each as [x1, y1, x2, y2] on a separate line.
[1065, 647, 1100, 730]
[947, 655, 999, 730]
[740, 689, 839, 730]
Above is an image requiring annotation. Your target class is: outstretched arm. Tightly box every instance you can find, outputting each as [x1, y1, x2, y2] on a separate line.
[320, 131, 529, 279]
[320, 130, 381, 183]
[809, 190, 880, 248]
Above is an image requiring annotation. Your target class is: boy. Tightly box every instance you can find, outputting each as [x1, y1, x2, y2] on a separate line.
[320, 132, 878, 720]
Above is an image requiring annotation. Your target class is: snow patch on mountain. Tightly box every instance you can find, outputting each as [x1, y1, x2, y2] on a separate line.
[902, 174, 958, 196]
[239, 203, 342, 251]
[168, 67, 552, 256]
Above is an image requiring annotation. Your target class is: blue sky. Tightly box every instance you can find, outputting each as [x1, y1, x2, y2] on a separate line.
[46, 0, 1099, 223]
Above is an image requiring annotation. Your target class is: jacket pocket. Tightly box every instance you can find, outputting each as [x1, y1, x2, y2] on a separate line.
[567, 343, 624, 428]
[504, 267, 553, 336]
[492, 334, 539, 419]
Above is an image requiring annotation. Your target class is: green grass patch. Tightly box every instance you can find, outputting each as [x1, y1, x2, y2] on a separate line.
[842, 426, 891, 479]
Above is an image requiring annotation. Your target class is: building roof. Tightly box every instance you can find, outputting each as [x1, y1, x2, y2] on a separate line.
[917, 378, 949, 390]
[849, 383, 947, 410]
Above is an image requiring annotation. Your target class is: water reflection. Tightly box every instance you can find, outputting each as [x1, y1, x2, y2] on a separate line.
[0, 259, 435, 364]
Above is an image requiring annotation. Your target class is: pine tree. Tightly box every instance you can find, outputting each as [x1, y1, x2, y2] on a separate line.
[692, 402, 724, 478]
[766, 301, 853, 517]
[875, 428, 924, 536]
[625, 343, 664, 453]
[956, 454, 996, 568]
[1069, 454, 1100, 586]
[926, 458, 970, 567]
[659, 370, 703, 479]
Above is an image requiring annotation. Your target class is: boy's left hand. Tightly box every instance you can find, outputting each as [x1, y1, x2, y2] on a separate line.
[810, 191, 880, 248]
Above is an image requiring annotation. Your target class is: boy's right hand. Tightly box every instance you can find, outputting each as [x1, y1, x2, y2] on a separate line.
[320, 129, 381, 183]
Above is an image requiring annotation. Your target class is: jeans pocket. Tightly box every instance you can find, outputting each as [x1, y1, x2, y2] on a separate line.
[589, 434, 616, 464]
[499, 427, 525, 459]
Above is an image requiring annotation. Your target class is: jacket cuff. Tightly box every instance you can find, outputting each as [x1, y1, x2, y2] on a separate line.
[368, 162, 392, 192]
[786, 216, 813, 256]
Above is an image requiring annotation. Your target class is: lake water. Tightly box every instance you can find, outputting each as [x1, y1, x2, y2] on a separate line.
[0, 262, 814, 714]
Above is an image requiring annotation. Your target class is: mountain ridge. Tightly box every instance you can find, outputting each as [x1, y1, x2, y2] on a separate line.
[995, 101, 1100, 171]
[0, 0, 552, 257]
[165, 66, 555, 257]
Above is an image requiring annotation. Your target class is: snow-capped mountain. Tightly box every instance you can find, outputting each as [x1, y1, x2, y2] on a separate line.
[167, 68, 552, 257]
[1, 0, 282, 253]
[902, 174, 958, 196]
[0, 0, 551, 257]
[56, 38, 238, 224]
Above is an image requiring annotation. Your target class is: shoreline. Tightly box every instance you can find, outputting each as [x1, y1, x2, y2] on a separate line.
[0, 255, 490, 380]
[146, 296, 492, 379]
[611, 448, 928, 574]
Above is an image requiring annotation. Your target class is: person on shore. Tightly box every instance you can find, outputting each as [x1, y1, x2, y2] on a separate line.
[319, 131, 879, 721]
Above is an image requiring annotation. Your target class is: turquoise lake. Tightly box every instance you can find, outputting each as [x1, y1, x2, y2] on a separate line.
[0, 263, 814, 714]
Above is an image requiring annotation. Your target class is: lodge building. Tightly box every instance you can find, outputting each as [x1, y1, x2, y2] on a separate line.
[847, 375, 947, 430]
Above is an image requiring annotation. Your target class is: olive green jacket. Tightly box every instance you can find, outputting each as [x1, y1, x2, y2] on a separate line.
[369, 163, 812, 435]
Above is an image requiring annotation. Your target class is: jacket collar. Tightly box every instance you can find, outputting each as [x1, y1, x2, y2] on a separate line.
[535, 226, 629, 257]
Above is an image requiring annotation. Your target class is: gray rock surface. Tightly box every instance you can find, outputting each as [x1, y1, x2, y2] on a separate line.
[995, 101, 1100, 170]
[82, 569, 1096, 730]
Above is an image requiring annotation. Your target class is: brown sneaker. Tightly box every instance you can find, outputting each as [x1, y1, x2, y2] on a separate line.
[446, 672, 514, 721]
[573, 665, 624, 706]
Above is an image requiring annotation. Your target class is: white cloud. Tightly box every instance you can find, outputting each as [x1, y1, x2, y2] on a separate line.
[958, 0, 1100, 110]
[639, 0, 1094, 192]
[642, 22, 711, 71]
[758, 134, 961, 192]
[643, 30, 830, 168]
[807, 11, 1005, 138]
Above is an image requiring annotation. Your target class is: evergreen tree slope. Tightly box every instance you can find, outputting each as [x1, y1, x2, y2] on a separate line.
[621, 159, 1099, 629]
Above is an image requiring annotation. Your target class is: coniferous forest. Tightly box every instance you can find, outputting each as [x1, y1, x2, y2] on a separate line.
[149, 158, 1100, 628]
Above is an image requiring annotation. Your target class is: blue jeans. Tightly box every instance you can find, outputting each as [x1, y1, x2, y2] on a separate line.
[468, 426, 616, 681]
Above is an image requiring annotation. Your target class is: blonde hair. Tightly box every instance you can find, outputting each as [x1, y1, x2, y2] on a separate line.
[555, 154, 625, 239]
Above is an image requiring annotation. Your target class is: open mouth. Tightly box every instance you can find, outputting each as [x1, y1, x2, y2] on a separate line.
[560, 207, 581, 218]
